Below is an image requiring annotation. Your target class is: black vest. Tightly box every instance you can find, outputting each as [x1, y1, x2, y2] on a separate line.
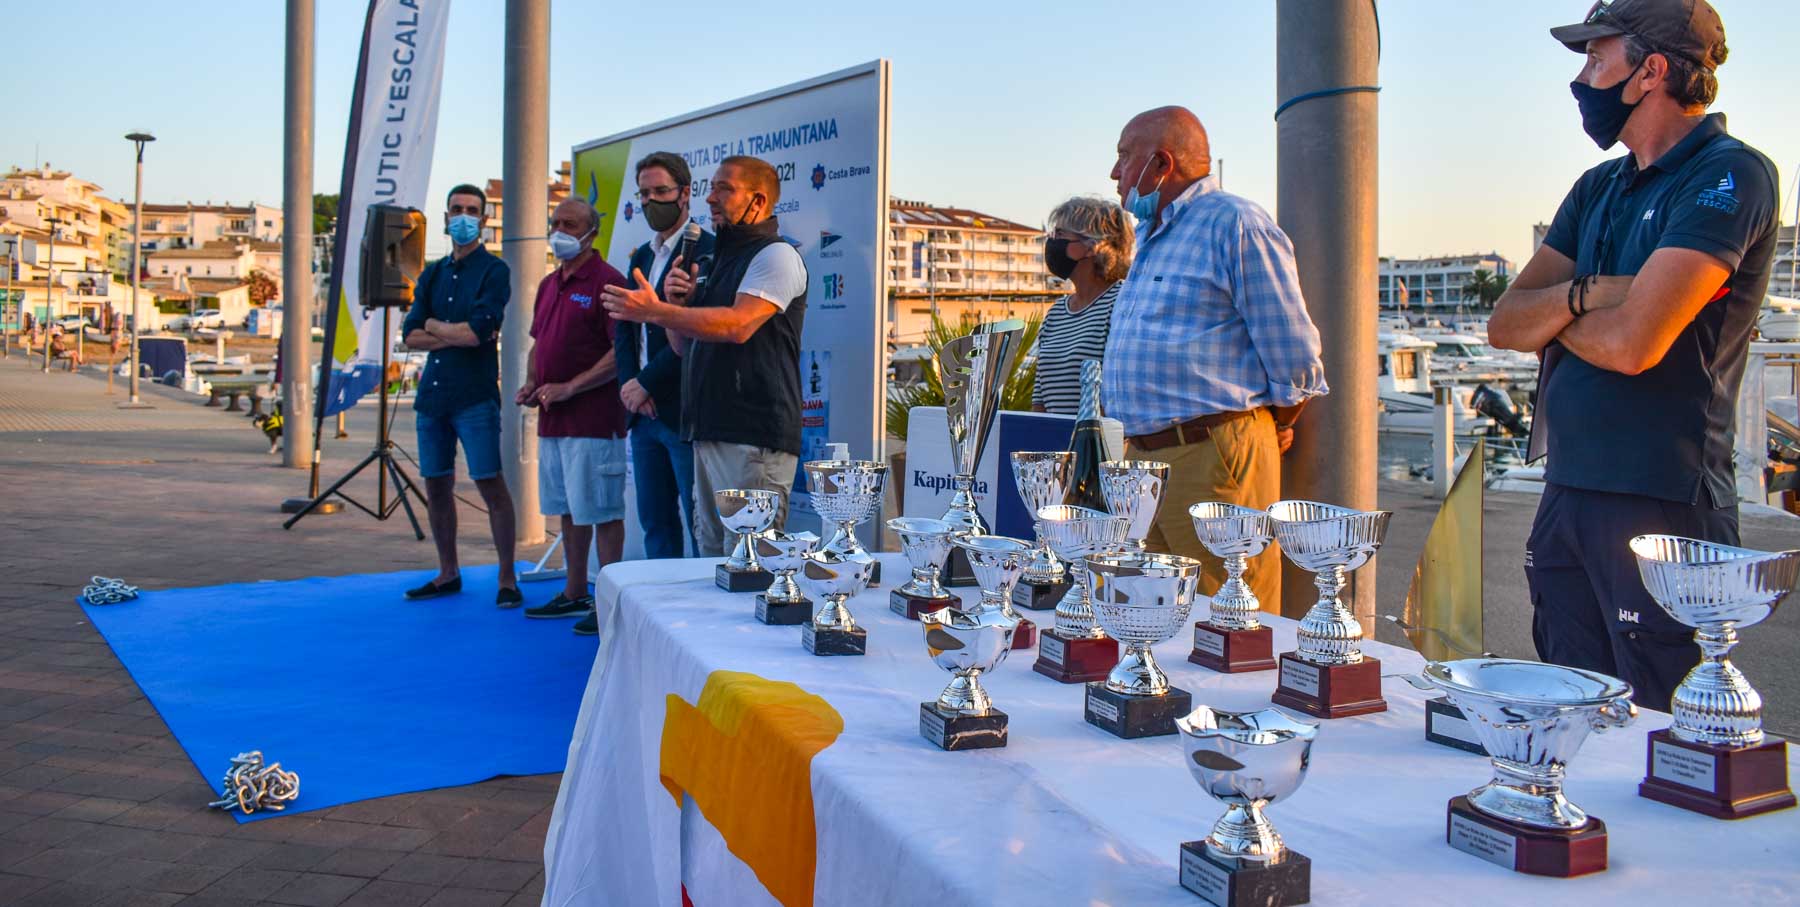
[681, 217, 807, 455]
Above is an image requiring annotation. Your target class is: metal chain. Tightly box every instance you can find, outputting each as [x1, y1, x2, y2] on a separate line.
[81, 576, 140, 605]
[207, 751, 300, 815]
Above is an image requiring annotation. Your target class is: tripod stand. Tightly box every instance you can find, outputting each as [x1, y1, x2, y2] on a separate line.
[283, 306, 426, 538]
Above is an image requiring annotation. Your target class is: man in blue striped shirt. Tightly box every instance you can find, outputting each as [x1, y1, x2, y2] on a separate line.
[1101, 106, 1329, 611]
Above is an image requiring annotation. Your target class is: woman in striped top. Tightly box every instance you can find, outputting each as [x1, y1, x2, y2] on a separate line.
[1032, 196, 1135, 414]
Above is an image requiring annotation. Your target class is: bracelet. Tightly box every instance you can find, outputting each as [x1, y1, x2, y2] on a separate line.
[1577, 275, 1591, 316]
[1567, 279, 1581, 319]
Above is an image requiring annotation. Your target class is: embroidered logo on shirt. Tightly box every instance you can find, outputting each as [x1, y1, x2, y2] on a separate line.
[1617, 608, 1641, 624]
[1697, 171, 1740, 214]
[1641, 209, 1655, 220]
[571, 293, 594, 309]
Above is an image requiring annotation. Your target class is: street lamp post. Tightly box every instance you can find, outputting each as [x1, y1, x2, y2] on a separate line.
[43, 216, 63, 373]
[121, 132, 156, 408]
[2, 236, 14, 359]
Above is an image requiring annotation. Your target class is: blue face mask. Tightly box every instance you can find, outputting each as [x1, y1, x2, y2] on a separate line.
[447, 214, 481, 246]
[1124, 155, 1167, 222]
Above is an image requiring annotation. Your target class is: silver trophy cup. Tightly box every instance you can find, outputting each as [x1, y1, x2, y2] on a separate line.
[888, 517, 957, 600]
[1010, 451, 1073, 582]
[1267, 500, 1392, 666]
[1100, 460, 1170, 553]
[1189, 503, 1275, 631]
[934, 320, 1027, 538]
[951, 535, 1033, 615]
[1630, 534, 1800, 747]
[922, 605, 1020, 716]
[755, 530, 821, 605]
[803, 459, 889, 568]
[1037, 505, 1129, 638]
[1413, 658, 1637, 830]
[716, 488, 780, 572]
[1085, 551, 1203, 695]
[1175, 705, 1319, 861]
[793, 549, 877, 632]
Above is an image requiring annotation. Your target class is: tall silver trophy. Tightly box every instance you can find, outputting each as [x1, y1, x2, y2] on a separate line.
[804, 459, 889, 586]
[1175, 706, 1319, 907]
[1187, 503, 1278, 674]
[934, 319, 1027, 586]
[1099, 460, 1170, 553]
[714, 488, 780, 592]
[1010, 451, 1074, 611]
[1267, 500, 1392, 719]
[1083, 550, 1202, 738]
[752, 530, 820, 626]
[793, 549, 876, 657]
[1411, 658, 1636, 877]
[1031, 505, 1127, 683]
[886, 517, 957, 620]
[1630, 534, 1799, 819]
[918, 600, 1021, 751]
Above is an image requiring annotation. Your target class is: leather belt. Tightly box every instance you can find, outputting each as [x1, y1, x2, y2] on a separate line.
[1126, 411, 1256, 452]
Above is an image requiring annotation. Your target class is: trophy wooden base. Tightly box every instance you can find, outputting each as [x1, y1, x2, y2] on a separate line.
[802, 623, 866, 656]
[889, 589, 953, 620]
[1033, 631, 1118, 683]
[1011, 575, 1070, 611]
[1084, 683, 1192, 739]
[1269, 653, 1388, 719]
[715, 564, 773, 593]
[1187, 623, 1276, 674]
[1178, 841, 1310, 907]
[1446, 795, 1608, 877]
[1009, 616, 1037, 651]
[919, 702, 1007, 751]
[941, 546, 977, 587]
[1424, 697, 1487, 755]
[1638, 729, 1796, 819]
[754, 594, 811, 626]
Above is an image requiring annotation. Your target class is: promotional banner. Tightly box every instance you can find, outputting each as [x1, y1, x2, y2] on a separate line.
[573, 61, 890, 545]
[316, 0, 451, 417]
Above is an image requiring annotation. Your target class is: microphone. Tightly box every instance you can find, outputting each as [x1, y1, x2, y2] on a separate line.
[672, 221, 707, 293]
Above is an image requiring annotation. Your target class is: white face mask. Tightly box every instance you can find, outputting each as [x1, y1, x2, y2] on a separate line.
[549, 227, 594, 261]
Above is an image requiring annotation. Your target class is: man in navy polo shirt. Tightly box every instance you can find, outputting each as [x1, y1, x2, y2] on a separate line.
[1490, 0, 1778, 711]
[517, 198, 631, 636]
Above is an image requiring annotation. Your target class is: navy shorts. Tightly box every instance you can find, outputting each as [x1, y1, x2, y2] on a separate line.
[415, 399, 503, 481]
[1525, 482, 1738, 713]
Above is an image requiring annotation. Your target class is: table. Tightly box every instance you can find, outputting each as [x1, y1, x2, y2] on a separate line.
[543, 554, 1800, 906]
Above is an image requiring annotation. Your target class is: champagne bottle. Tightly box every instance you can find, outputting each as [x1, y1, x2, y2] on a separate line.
[1064, 359, 1112, 511]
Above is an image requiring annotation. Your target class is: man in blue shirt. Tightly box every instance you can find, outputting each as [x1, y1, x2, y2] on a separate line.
[1491, 0, 1777, 711]
[399, 183, 521, 606]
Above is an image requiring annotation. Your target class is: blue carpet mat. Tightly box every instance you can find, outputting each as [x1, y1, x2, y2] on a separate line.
[79, 564, 594, 821]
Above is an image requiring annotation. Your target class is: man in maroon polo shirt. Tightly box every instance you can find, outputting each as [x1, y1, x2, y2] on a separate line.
[517, 198, 630, 635]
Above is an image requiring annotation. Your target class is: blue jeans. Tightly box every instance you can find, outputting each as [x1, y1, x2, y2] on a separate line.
[415, 400, 503, 480]
[630, 418, 695, 558]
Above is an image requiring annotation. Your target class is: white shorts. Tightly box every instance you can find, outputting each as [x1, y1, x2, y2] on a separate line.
[539, 435, 627, 525]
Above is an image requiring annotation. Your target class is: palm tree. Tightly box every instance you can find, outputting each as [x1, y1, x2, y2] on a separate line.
[1462, 269, 1508, 309]
[885, 310, 1041, 440]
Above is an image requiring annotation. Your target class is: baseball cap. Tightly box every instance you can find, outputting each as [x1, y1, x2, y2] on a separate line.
[1550, 0, 1727, 68]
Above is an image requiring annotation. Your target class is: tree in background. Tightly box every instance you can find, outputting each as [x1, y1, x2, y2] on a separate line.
[247, 269, 279, 306]
[885, 310, 1041, 440]
[1462, 268, 1511, 309]
[312, 194, 339, 234]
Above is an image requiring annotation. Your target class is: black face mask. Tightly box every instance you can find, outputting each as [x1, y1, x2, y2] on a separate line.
[642, 198, 683, 233]
[1570, 61, 1645, 150]
[714, 194, 763, 236]
[1044, 238, 1079, 280]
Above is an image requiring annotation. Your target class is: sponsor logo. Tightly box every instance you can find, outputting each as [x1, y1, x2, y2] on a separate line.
[1617, 609, 1640, 624]
[912, 470, 988, 495]
[1641, 209, 1654, 220]
[822, 273, 845, 300]
[1697, 171, 1740, 214]
[818, 230, 845, 259]
[571, 292, 594, 309]
[772, 199, 801, 215]
[623, 202, 634, 222]
[811, 164, 827, 191]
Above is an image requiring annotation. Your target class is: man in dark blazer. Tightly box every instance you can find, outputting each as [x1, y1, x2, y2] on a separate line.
[615, 151, 715, 558]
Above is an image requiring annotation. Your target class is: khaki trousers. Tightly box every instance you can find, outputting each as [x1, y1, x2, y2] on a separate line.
[1126, 408, 1282, 612]
[691, 441, 798, 557]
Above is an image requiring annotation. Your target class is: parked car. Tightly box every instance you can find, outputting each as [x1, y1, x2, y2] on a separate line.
[53, 315, 89, 332]
[189, 309, 226, 330]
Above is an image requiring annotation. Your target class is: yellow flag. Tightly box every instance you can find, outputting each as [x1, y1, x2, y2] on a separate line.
[1403, 439, 1485, 661]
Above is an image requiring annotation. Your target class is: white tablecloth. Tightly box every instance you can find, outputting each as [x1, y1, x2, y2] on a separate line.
[544, 555, 1800, 906]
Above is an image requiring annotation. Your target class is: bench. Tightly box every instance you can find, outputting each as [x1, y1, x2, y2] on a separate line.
[206, 379, 268, 412]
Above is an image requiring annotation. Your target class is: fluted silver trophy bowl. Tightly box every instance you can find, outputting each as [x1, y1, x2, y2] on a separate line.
[1100, 460, 1170, 552]
[793, 550, 877, 631]
[1037, 505, 1129, 638]
[803, 459, 888, 569]
[1189, 502, 1275, 631]
[1630, 534, 1800, 747]
[934, 320, 1026, 537]
[1086, 551, 1202, 695]
[755, 530, 821, 605]
[1175, 706, 1319, 861]
[1412, 658, 1636, 830]
[922, 605, 1020, 715]
[1267, 500, 1392, 666]
[887, 517, 957, 601]
[716, 488, 780, 572]
[952, 534, 1032, 615]
[1011, 451, 1073, 582]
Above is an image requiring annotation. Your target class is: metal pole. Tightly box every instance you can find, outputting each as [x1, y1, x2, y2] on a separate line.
[122, 133, 155, 407]
[1276, 0, 1380, 627]
[281, 0, 316, 468]
[43, 217, 60, 373]
[3, 237, 13, 358]
[500, 0, 548, 543]
[1431, 384, 1454, 499]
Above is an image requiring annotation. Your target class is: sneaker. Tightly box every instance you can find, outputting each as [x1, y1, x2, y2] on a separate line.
[526, 593, 593, 619]
[404, 576, 462, 600]
[495, 586, 524, 609]
[572, 611, 598, 636]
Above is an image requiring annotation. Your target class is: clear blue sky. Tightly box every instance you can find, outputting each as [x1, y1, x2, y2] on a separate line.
[6, 1, 1797, 266]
